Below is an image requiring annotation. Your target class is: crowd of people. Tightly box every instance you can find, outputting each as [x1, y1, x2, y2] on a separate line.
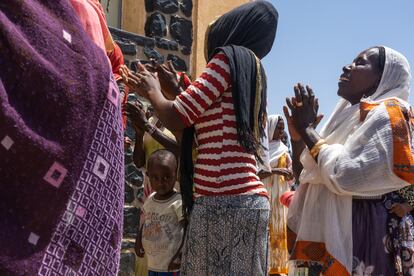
[1, 1, 414, 276]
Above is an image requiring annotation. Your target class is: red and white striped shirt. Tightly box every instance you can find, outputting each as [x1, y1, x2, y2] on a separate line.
[173, 52, 268, 198]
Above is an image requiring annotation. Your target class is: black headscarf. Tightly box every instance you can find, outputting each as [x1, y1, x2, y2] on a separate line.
[180, 1, 278, 216]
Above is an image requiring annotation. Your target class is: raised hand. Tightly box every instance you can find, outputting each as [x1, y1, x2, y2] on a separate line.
[283, 105, 301, 142]
[147, 60, 181, 100]
[125, 101, 148, 131]
[122, 63, 162, 100]
[119, 64, 128, 84]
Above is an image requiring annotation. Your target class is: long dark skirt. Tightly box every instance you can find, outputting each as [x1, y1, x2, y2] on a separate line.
[181, 194, 270, 276]
[352, 193, 414, 276]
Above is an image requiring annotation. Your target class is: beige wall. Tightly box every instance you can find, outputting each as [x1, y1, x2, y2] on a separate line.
[101, 0, 122, 27]
[121, 0, 146, 35]
[191, 0, 250, 78]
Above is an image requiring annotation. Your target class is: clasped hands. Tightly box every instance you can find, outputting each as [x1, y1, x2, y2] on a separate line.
[283, 83, 324, 142]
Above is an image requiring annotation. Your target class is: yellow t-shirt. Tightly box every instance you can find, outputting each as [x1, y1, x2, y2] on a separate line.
[143, 127, 175, 168]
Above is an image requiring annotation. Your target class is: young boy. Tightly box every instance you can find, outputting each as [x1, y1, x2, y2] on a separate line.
[135, 149, 184, 276]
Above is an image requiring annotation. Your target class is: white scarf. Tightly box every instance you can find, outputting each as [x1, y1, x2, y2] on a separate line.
[260, 114, 288, 170]
[288, 47, 412, 274]
[269, 140, 288, 167]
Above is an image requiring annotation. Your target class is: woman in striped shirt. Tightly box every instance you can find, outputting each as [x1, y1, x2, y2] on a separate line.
[123, 2, 278, 275]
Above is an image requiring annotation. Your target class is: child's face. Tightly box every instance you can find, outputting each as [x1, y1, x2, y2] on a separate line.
[147, 159, 176, 196]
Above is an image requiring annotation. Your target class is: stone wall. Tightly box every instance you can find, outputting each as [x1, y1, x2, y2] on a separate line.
[120, 0, 252, 78]
[144, 0, 193, 71]
[144, 0, 192, 71]
[112, 0, 193, 73]
[106, 27, 145, 276]
[109, 1, 193, 271]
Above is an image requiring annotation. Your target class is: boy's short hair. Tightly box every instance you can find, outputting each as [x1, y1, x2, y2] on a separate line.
[147, 149, 178, 170]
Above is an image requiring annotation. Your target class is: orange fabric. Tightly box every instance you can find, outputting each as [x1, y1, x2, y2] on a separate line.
[361, 99, 414, 184]
[385, 100, 414, 184]
[290, 241, 349, 276]
[109, 43, 124, 81]
[359, 101, 380, 122]
[107, 43, 128, 128]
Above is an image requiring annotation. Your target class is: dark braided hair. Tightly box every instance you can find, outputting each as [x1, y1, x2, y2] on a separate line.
[179, 1, 278, 218]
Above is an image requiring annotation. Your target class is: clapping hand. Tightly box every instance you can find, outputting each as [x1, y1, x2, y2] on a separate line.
[146, 60, 181, 100]
[121, 63, 161, 100]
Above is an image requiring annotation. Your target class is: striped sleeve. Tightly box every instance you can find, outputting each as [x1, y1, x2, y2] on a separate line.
[173, 52, 231, 126]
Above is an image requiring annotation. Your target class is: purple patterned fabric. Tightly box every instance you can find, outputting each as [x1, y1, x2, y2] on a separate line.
[0, 1, 124, 275]
[352, 198, 395, 275]
[352, 194, 414, 276]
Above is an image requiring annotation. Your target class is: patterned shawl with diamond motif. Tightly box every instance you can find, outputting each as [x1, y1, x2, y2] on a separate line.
[0, 1, 124, 275]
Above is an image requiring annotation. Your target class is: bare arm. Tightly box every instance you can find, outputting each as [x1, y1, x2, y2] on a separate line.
[132, 128, 146, 168]
[290, 139, 306, 181]
[299, 126, 323, 159]
[123, 54, 231, 133]
[258, 170, 272, 180]
[258, 168, 294, 181]
[145, 124, 180, 157]
[145, 60, 185, 100]
[283, 83, 324, 178]
[134, 223, 145, 257]
[132, 124, 180, 168]
[127, 101, 180, 165]
[146, 89, 186, 131]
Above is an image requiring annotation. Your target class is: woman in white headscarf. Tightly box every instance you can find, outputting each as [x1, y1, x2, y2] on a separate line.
[284, 46, 414, 276]
[259, 114, 294, 275]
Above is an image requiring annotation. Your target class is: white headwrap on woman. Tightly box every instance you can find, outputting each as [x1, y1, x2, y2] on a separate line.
[264, 114, 292, 273]
[288, 47, 412, 274]
[259, 114, 289, 171]
[267, 115, 289, 165]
